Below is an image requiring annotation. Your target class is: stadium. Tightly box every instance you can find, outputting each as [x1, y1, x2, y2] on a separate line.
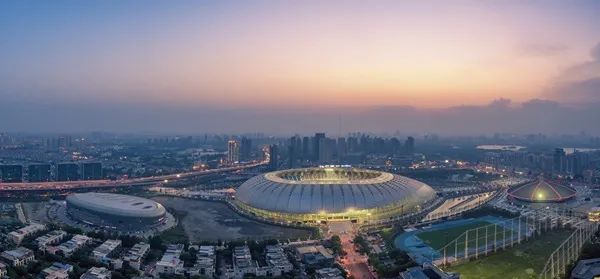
[234, 167, 436, 224]
[507, 176, 576, 203]
[66, 192, 167, 231]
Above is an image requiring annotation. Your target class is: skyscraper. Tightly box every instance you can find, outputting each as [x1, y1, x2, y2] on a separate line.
[240, 137, 252, 162]
[302, 136, 310, 162]
[553, 148, 566, 174]
[227, 139, 240, 164]
[268, 144, 279, 171]
[288, 136, 302, 168]
[404, 136, 415, 154]
[313, 133, 325, 161]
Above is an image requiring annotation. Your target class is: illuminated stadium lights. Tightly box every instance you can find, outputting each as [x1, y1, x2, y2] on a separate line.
[588, 207, 600, 222]
[234, 167, 436, 224]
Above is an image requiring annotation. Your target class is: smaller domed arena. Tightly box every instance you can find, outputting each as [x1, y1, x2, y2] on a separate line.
[507, 176, 576, 203]
[66, 192, 167, 231]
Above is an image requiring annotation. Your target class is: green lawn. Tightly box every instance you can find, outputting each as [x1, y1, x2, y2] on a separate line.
[445, 229, 572, 279]
[417, 221, 494, 250]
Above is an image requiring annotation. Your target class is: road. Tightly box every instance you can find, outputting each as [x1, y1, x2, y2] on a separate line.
[329, 221, 376, 279]
[0, 160, 267, 192]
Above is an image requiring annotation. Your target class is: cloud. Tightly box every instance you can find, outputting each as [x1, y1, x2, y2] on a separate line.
[519, 42, 568, 57]
[546, 41, 600, 103]
[2, 98, 600, 136]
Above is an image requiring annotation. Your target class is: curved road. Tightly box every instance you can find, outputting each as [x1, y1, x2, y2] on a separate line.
[0, 160, 267, 192]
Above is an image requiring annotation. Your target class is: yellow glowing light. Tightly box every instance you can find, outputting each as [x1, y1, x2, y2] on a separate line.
[537, 192, 544, 199]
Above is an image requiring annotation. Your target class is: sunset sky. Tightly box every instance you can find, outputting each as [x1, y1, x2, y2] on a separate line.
[1, 1, 599, 134]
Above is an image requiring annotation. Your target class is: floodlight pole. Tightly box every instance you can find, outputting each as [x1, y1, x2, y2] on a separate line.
[464, 231, 469, 260]
[475, 228, 479, 259]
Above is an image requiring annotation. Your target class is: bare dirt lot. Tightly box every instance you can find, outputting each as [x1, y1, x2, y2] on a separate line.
[152, 196, 314, 242]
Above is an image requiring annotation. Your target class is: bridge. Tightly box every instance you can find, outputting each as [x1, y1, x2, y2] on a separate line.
[0, 160, 267, 194]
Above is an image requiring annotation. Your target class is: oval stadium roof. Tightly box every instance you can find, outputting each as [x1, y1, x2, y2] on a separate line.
[236, 167, 436, 214]
[66, 192, 166, 218]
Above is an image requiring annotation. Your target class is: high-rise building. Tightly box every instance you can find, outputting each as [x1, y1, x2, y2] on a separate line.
[240, 137, 252, 162]
[0, 165, 23, 183]
[553, 148, 566, 174]
[27, 164, 51, 182]
[268, 144, 279, 171]
[405, 136, 415, 154]
[227, 139, 240, 164]
[288, 136, 301, 168]
[56, 163, 79, 181]
[313, 133, 326, 161]
[81, 162, 103, 180]
[336, 137, 347, 159]
[302, 136, 310, 162]
[318, 137, 334, 164]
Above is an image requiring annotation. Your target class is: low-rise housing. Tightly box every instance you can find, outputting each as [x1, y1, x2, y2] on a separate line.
[8, 223, 46, 244]
[52, 234, 92, 257]
[189, 246, 216, 278]
[0, 247, 35, 267]
[155, 244, 184, 275]
[232, 245, 256, 278]
[36, 230, 67, 248]
[0, 262, 7, 278]
[123, 242, 150, 270]
[227, 245, 291, 279]
[92, 239, 121, 263]
[265, 245, 293, 274]
[41, 262, 74, 279]
[315, 267, 344, 279]
[80, 267, 112, 279]
[295, 245, 335, 268]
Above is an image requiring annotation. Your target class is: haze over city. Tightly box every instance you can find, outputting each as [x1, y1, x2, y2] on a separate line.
[1, 0, 600, 134]
[4, 2, 600, 279]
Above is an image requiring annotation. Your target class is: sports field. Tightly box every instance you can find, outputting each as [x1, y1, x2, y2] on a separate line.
[417, 220, 511, 250]
[445, 229, 572, 279]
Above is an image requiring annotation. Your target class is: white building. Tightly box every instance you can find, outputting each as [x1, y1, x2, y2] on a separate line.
[52, 234, 92, 257]
[80, 267, 112, 279]
[155, 244, 184, 275]
[0, 247, 35, 267]
[92, 239, 122, 263]
[189, 246, 216, 278]
[265, 245, 293, 274]
[8, 223, 46, 244]
[123, 242, 150, 270]
[41, 262, 73, 279]
[35, 230, 67, 248]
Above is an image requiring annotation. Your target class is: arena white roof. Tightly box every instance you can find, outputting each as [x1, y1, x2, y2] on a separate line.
[66, 192, 166, 218]
[236, 168, 436, 214]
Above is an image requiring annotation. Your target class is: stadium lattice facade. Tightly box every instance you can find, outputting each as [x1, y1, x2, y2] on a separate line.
[234, 167, 436, 224]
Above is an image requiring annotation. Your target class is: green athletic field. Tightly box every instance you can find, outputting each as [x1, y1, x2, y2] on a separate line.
[416, 221, 494, 250]
[445, 229, 573, 279]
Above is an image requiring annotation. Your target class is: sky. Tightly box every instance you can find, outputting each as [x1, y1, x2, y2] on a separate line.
[1, 1, 600, 135]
